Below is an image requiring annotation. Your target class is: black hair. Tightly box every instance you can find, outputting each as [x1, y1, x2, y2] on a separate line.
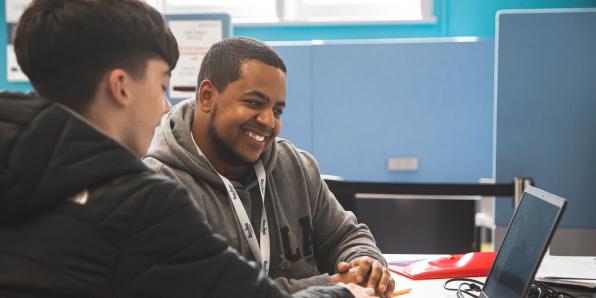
[197, 37, 286, 92]
[13, 0, 179, 112]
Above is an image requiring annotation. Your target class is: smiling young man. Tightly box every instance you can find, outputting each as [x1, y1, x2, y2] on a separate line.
[0, 1, 375, 297]
[144, 37, 395, 297]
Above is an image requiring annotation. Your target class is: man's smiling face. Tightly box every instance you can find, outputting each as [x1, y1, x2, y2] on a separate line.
[205, 59, 286, 166]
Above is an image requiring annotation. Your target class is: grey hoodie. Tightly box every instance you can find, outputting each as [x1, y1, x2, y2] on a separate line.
[144, 99, 385, 293]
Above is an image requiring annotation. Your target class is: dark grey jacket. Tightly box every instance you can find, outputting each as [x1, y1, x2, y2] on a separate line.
[144, 99, 385, 293]
[0, 92, 352, 298]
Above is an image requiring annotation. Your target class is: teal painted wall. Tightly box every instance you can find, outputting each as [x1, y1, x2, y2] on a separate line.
[0, 1, 30, 92]
[235, 0, 596, 41]
[1, 0, 594, 91]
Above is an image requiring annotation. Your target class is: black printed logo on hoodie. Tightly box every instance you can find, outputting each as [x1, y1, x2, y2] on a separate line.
[280, 216, 313, 262]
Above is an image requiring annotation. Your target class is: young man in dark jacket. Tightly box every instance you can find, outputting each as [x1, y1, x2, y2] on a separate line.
[0, 1, 377, 297]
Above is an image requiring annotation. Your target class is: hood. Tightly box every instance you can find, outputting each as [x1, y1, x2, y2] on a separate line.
[145, 98, 278, 191]
[0, 92, 148, 223]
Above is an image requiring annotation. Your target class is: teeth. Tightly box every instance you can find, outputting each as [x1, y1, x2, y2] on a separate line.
[247, 130, 266, 142]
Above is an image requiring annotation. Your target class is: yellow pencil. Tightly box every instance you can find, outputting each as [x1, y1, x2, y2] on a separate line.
[392, 288, 412, 296]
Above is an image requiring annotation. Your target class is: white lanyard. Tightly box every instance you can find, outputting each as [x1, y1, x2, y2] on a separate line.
[191, 135, 270, 275]
[216, 162, 270, 275]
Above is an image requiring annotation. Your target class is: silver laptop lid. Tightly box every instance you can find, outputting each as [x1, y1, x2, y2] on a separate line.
[480, 186, 567, 298]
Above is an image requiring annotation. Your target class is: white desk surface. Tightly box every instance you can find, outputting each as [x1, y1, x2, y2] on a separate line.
[384, 254, 485, 298]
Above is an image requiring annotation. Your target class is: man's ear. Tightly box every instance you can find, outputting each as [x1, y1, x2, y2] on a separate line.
[197, 80, 217, 113]
[106, 69, 132, 107]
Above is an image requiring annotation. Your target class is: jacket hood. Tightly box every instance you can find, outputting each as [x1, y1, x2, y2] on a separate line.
[145, 98, 278, 191]
[0, 92, 149, 223]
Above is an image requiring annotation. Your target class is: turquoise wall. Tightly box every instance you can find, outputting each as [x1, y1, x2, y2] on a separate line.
[1, 0, 594, 91]
[235, 0, 596, 41]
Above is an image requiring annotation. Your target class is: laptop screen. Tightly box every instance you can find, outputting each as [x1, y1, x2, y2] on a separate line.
[481, 186, 566, 298]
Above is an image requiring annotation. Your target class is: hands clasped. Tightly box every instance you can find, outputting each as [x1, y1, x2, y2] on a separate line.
[331, 256, 395, 298]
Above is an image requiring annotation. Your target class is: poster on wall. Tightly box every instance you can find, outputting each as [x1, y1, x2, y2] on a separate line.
[165, 14, 231, 100]
[4, 6, 231, 88]
[5, 0, 31, 82]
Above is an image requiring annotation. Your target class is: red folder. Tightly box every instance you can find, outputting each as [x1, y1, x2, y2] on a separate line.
[388, 252, 496, 280]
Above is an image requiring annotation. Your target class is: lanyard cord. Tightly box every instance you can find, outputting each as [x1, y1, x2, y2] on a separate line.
[215, 162, 270, 275]
[192, 134, 270, 275]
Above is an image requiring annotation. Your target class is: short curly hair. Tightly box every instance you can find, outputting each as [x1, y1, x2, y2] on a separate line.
[197, 37, 286, 93]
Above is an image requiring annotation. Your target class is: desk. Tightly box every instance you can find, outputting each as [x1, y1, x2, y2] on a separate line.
[385, 254, 485, 298]
[384, 254, 596, 298]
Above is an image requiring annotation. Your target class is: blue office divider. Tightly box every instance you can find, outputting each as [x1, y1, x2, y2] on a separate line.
[273, 44, 314, 152]
[274, 39, 494, 183]
[494, 9, 596, 229]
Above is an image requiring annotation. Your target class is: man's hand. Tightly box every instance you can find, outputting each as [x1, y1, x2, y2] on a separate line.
[337, 283, 379, 298]
[330, 267, 359, 284]
[334, 257, 395, 298]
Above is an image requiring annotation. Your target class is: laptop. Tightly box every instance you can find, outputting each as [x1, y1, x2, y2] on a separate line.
[480, 186, 567, 298]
